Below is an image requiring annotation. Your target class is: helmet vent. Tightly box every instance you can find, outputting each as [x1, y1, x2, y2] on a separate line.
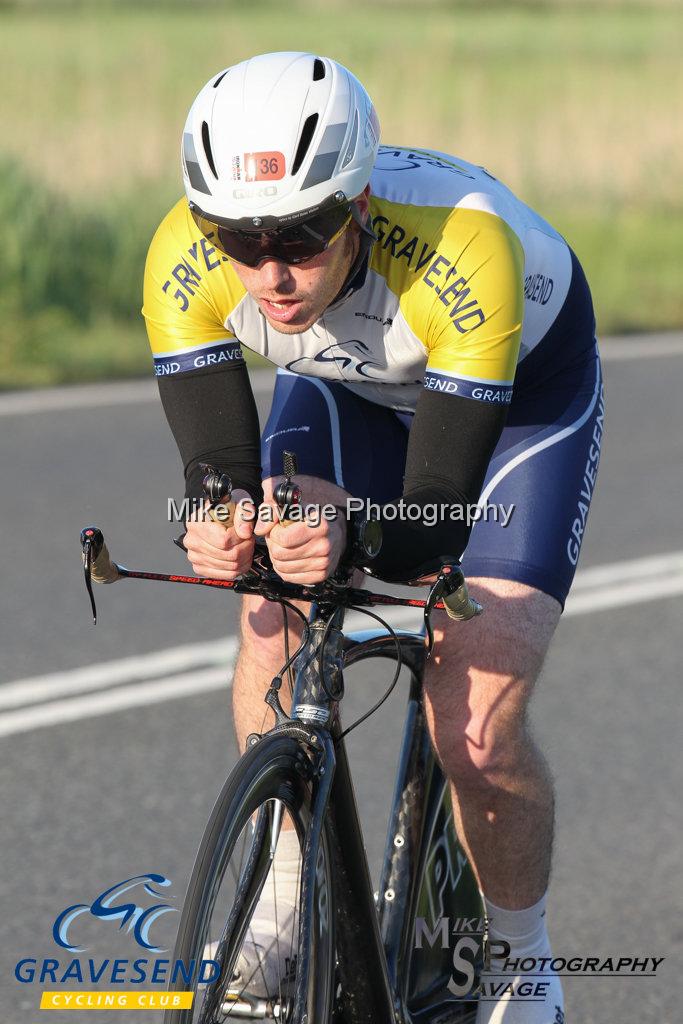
[213, 70, 229, 88]
[201, 121, 218, 179]
[312, 58, 326, 81]
[291, 113, 319, 175]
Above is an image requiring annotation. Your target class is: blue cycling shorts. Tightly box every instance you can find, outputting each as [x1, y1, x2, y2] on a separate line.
[262, 254, 604, 609]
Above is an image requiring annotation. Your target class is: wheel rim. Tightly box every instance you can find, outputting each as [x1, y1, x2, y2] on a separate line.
[168, 745, 334, 1023]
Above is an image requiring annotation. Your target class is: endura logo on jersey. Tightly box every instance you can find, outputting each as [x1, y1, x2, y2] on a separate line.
[354, 311, 393, 326]
[286, 340, 384, 380]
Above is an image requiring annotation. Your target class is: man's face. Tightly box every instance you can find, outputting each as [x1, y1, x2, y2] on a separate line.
[227, 189, 370, 334]
[229, 223, 357, 334]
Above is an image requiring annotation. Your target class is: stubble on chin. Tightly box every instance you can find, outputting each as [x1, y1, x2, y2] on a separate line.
[262, 229, 358, 335]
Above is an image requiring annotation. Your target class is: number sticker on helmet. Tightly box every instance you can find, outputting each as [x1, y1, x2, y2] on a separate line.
[244, 152, 286, 182]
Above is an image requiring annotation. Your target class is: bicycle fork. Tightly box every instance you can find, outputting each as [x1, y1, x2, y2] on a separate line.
[283, 611, 398, 1023]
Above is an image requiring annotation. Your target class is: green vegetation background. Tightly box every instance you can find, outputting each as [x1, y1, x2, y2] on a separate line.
[1, 0, 681, 388]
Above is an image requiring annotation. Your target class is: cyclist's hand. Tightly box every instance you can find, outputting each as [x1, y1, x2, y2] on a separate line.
[254, 502, 345, 584]
[182, 489, 256, 580]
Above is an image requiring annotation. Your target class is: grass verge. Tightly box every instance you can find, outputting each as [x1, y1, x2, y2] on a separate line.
[0, 1, 680, 386]
[0, 160, 679, 389]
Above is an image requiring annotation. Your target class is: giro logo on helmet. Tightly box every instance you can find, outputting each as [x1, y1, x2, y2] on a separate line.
[233, 186, 279, 200]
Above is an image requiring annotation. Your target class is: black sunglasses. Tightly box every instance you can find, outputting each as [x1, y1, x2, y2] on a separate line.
[190, 202, 353, 268]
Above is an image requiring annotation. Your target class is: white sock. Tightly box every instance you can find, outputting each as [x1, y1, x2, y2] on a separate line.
[475, 894, 565, 1024]
[247, 827, 301, 947]
[218, 828, 301, 999]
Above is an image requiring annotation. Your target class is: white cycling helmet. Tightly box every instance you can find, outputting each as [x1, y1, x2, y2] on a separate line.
[181, 51, 380, 232]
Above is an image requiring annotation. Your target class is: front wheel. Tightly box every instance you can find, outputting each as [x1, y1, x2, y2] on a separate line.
[163, 734, 335, 1023]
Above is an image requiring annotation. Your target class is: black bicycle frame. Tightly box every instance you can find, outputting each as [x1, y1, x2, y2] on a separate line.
[285, 601, 484, 1024]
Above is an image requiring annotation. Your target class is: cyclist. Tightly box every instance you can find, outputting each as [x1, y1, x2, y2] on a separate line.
[143, 51, 603, 1023]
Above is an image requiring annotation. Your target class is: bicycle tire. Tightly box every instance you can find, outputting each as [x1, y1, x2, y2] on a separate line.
[163, 733, 335, 1024]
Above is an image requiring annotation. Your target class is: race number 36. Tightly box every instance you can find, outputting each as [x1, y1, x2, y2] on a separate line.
[244, 152, 286, 181]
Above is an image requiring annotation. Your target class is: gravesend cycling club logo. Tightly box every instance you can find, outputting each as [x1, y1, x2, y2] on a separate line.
[14, 872, 220, 1012]
[53, 873, 177, 953]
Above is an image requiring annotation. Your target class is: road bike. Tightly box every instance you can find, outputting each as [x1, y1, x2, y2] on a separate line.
[80, 455, 489, 1024]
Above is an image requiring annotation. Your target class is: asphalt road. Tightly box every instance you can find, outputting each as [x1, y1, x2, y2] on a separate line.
[1, 337, 682, 1022]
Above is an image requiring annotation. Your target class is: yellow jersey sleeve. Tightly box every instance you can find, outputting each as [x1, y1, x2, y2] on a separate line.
[372, 199, 525, 404]
[142, 198, 247, 377]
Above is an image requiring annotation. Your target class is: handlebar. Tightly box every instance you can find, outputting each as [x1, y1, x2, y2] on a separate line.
[79, 450, 482, 640]
[79, 524, 481, 651]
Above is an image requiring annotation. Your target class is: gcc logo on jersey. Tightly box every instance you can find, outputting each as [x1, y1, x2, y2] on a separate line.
[286, 339, 384, 380]
[52, 874, 178, 954]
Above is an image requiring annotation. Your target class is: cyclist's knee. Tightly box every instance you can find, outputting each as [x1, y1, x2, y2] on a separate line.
[436, 708, 536, 785]
[239, 593, 306, 651]
[426, 676, 531, 783]
[429, 578, 559, 676]
[423, 578, 559, 782]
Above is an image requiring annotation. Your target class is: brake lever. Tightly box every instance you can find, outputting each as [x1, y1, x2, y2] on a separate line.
[80, 527, 100, 623]
[423, 566, 483, 654]
[173, 465, 235, 551]
[273, 450, 302, 521]
[423, 576, 447, 657]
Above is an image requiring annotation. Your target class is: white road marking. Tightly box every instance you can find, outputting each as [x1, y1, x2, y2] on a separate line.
[1, 334, 682, 416]
[564, 573, 683, 617]
[0, 378, 158, 415]
[0, 667, 231, 738]
[1, 552, 681, 737]
[569, 550, 683, 590]
[0, 368, 275, 416]
[597, 334, 683, 362]
[0, 638, 238, 711]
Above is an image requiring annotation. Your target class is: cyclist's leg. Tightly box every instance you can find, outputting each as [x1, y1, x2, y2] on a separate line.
[424, 327, 603, 1021]
[426, 264, 603, 896]
[424, 579, 559, 909]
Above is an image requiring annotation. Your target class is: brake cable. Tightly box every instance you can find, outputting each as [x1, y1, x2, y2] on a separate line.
[323, 570, 469, 738]
[336, 604, 403, 740]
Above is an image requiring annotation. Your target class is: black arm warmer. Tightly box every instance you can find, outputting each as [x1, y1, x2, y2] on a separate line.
[157, 360, 263, 508]
[157, 359, 506, 578]
[370, 390, 509, 581]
